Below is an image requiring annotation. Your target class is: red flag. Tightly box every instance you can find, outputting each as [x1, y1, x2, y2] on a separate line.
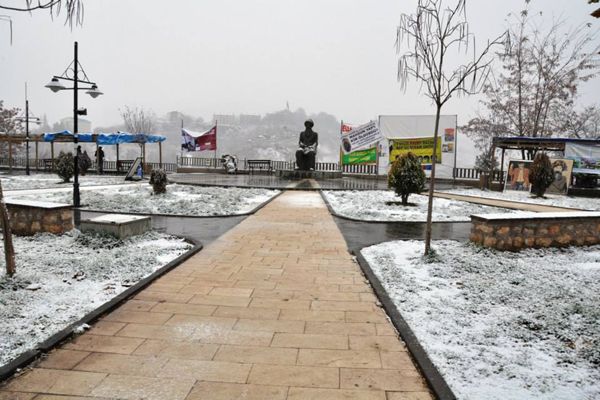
[195, 125, 217, 151]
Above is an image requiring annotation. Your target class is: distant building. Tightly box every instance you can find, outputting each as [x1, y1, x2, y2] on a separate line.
[213, 114, 236, 126]
[239, 114, 261, 125]
[59, 117, 92, 133]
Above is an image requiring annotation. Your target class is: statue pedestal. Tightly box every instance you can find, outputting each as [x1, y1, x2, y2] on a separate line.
[275, 169, 342, 180]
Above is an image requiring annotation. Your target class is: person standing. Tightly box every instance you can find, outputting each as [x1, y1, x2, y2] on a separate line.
[95, 146, 105, 174]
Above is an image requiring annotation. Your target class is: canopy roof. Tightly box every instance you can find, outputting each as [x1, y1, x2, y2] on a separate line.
[492, 136, 600, 151]
[42, 130, 166, 144]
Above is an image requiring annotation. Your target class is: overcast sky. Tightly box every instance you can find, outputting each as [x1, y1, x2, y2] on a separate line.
[1, 0, 598, 128]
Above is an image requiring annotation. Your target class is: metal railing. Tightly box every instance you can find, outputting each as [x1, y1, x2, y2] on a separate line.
[0, 157, 177, 174]
[453, 167, 504, 182]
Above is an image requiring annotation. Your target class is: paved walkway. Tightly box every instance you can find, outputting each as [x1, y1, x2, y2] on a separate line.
[1, 191, 431, 400]
[433, 191, 582, 212]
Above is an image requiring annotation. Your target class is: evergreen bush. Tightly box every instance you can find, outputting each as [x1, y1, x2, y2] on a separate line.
[388, 152, 426, 205]
[530, 152, 554, 198]
[149, 168, 168, 194]
[79, 150, 92, 175]
[54, 151, 74, 183]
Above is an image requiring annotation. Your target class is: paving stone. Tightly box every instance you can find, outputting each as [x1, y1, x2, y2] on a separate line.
[386, 392, 435, 400]
[340, 369, 426, 391]
[247, 364, 339, 388]
[103, 310, 173, 325]
[279, 309, 345, 322]
[349, 336, 406, 352]
[233, 318, 305, 333]
[185, 382, 288, 400]
[213, 345, 298, 365]
[90, 375, 195, 400]
[213, 306, 280, 320]
[149, 302, 216, 316]
[287, 387, 386, 400]
[305, 321, 377, 336]
[271, 333, 348, 349]
[133, 339, 219, 360]
[63, 334, 144, 354]
[0, 391, 36, 399]
[159, 359, 251, 383]
[37, 349, 90, 370]
[74, 352, 168, 377]
[297, 349, 381, 368]
[5, 369, 106, 396]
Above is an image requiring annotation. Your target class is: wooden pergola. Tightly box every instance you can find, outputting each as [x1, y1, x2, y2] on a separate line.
[0, 132, 165, 171]
[491, 136, 600, 185]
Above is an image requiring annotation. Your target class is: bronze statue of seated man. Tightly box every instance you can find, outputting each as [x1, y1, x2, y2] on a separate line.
[295, 119, 318, 170]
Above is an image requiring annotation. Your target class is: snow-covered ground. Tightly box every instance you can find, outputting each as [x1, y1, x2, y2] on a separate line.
[0, 173, 128, 191]
[7, 184, 279, 216]
[440, 187, 599, 211]
[0, 230, 192, 367]
[362, 240, 600, 400]
[323, 190, 514, 222]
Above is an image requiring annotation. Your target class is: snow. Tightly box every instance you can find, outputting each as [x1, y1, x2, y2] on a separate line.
[0, 174, 129, 191]
[7, 184, 279, 216]
[0, 230, 192, 367]
[440, 188, 600, 211]
[362, 240, 600, 400]
[323, 190, 515, 222]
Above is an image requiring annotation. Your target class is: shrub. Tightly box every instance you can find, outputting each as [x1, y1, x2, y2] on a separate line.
[79, 150, 92, 175]
[54, 151, 74, 183]
[149, 168, 168, 194]
[388, 152, 426, 205]
[530, 152, 554, 197]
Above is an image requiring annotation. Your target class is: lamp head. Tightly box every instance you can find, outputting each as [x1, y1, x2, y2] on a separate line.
[45, 77, 66, 92]
[86, 84, 103, 98]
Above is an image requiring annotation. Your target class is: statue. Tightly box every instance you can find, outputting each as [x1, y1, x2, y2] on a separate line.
[295, 119, 318, 170]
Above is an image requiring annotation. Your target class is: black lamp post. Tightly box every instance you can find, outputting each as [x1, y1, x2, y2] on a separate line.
[45, 41, 103, 207]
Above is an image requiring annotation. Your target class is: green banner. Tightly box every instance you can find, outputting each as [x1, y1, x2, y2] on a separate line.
[342, 147, 377, 165]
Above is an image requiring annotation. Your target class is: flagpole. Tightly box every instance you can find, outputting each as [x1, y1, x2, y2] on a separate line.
[214, 120, 218, 169]
[339, 120, 344, 171]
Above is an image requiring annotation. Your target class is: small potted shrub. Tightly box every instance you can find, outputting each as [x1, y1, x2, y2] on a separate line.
[149, 168, 168, 194]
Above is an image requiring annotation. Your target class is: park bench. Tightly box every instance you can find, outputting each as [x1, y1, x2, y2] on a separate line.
[246, 159, 272, 175]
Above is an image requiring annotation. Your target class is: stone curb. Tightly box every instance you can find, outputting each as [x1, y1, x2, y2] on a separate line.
[353, 251, 457, 400]
[0, 238, 204, 382]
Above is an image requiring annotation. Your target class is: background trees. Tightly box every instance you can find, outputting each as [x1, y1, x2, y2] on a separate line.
[463, 2, 600, 159]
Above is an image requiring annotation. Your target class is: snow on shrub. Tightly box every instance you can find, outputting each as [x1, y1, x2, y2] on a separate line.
[388, 152, 426, 205]
[54, 151, 74, 183]
[149, 168, 168, 195]
[530, 152, 554, 198]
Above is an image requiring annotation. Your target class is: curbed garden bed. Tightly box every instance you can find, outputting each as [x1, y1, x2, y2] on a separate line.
[0, 230, 192, 368]
[7, 184, 279, 216]
[362, 240, 600, 400]
[323, 190, 514, 222]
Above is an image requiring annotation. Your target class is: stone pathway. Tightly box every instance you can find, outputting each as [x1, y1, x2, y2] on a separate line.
[1, 191, 432, 400]
[433, 191, 582, 212]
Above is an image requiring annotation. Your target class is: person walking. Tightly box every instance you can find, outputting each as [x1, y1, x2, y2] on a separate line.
[95, 146, 105, 174]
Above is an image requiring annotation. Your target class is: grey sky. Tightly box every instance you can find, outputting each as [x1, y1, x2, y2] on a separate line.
[1, 0, 598, 128]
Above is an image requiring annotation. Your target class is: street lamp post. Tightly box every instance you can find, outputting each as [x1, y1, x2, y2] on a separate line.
[15, 84, 40, 176]
[45, 41, 103, 207]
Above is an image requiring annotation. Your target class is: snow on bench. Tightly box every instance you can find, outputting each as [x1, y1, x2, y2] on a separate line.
[80, 213, 151, 239]
[470, 211, 600, 251]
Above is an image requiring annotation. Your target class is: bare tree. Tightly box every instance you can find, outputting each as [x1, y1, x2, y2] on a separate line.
[396, 0, 506, 256]
[0, 100, 23, 159]
[0, 180, 16, 276]
[120, 106, 155, 160]
[0, 0, 83, 27]
[463, 2, 600, 159]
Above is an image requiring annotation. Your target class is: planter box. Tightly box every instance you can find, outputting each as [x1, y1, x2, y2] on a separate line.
[5, 200, 73, 235]
[80, 214, 152, 239]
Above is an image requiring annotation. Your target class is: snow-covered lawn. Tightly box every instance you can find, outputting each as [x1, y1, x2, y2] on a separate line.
[0, 173, 128, 191]
[323, 190, 514, 222]
[440, 187, 599, 211]
[0, 230, 192, 367]
[362, 240, 600, 400]
[8, 184, 279, 216]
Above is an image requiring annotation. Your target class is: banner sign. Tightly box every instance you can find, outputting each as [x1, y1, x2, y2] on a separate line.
[565, 143, 600, 175]
[341, 121, 382, 154]
[181, 126, 217, 151]
[388, 137, 442, 164]
[342, 147, 377, 165]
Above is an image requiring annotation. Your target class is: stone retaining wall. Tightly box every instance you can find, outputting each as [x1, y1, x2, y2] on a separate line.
[470, 212, 600, 251]
[5, 201, 73, 236]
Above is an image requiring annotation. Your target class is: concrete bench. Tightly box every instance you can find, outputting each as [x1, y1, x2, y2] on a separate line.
[470, 211, 600, 251]
[4, 199, 73, 235]
[80, 214, 151, 239]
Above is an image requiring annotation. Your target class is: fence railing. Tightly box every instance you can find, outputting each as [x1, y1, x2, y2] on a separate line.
[453, 167, 504, 182]
[0, 157, 177, 174]
[178, 156, 381, 175]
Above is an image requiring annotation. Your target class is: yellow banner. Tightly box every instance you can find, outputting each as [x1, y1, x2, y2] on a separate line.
[389, 137, 442, 164]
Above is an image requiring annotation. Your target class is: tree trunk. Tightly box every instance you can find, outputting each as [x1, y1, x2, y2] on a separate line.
[0, 180, 16, 276]
[402, 194, 409, 206]
[424, 104, 442, 256]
